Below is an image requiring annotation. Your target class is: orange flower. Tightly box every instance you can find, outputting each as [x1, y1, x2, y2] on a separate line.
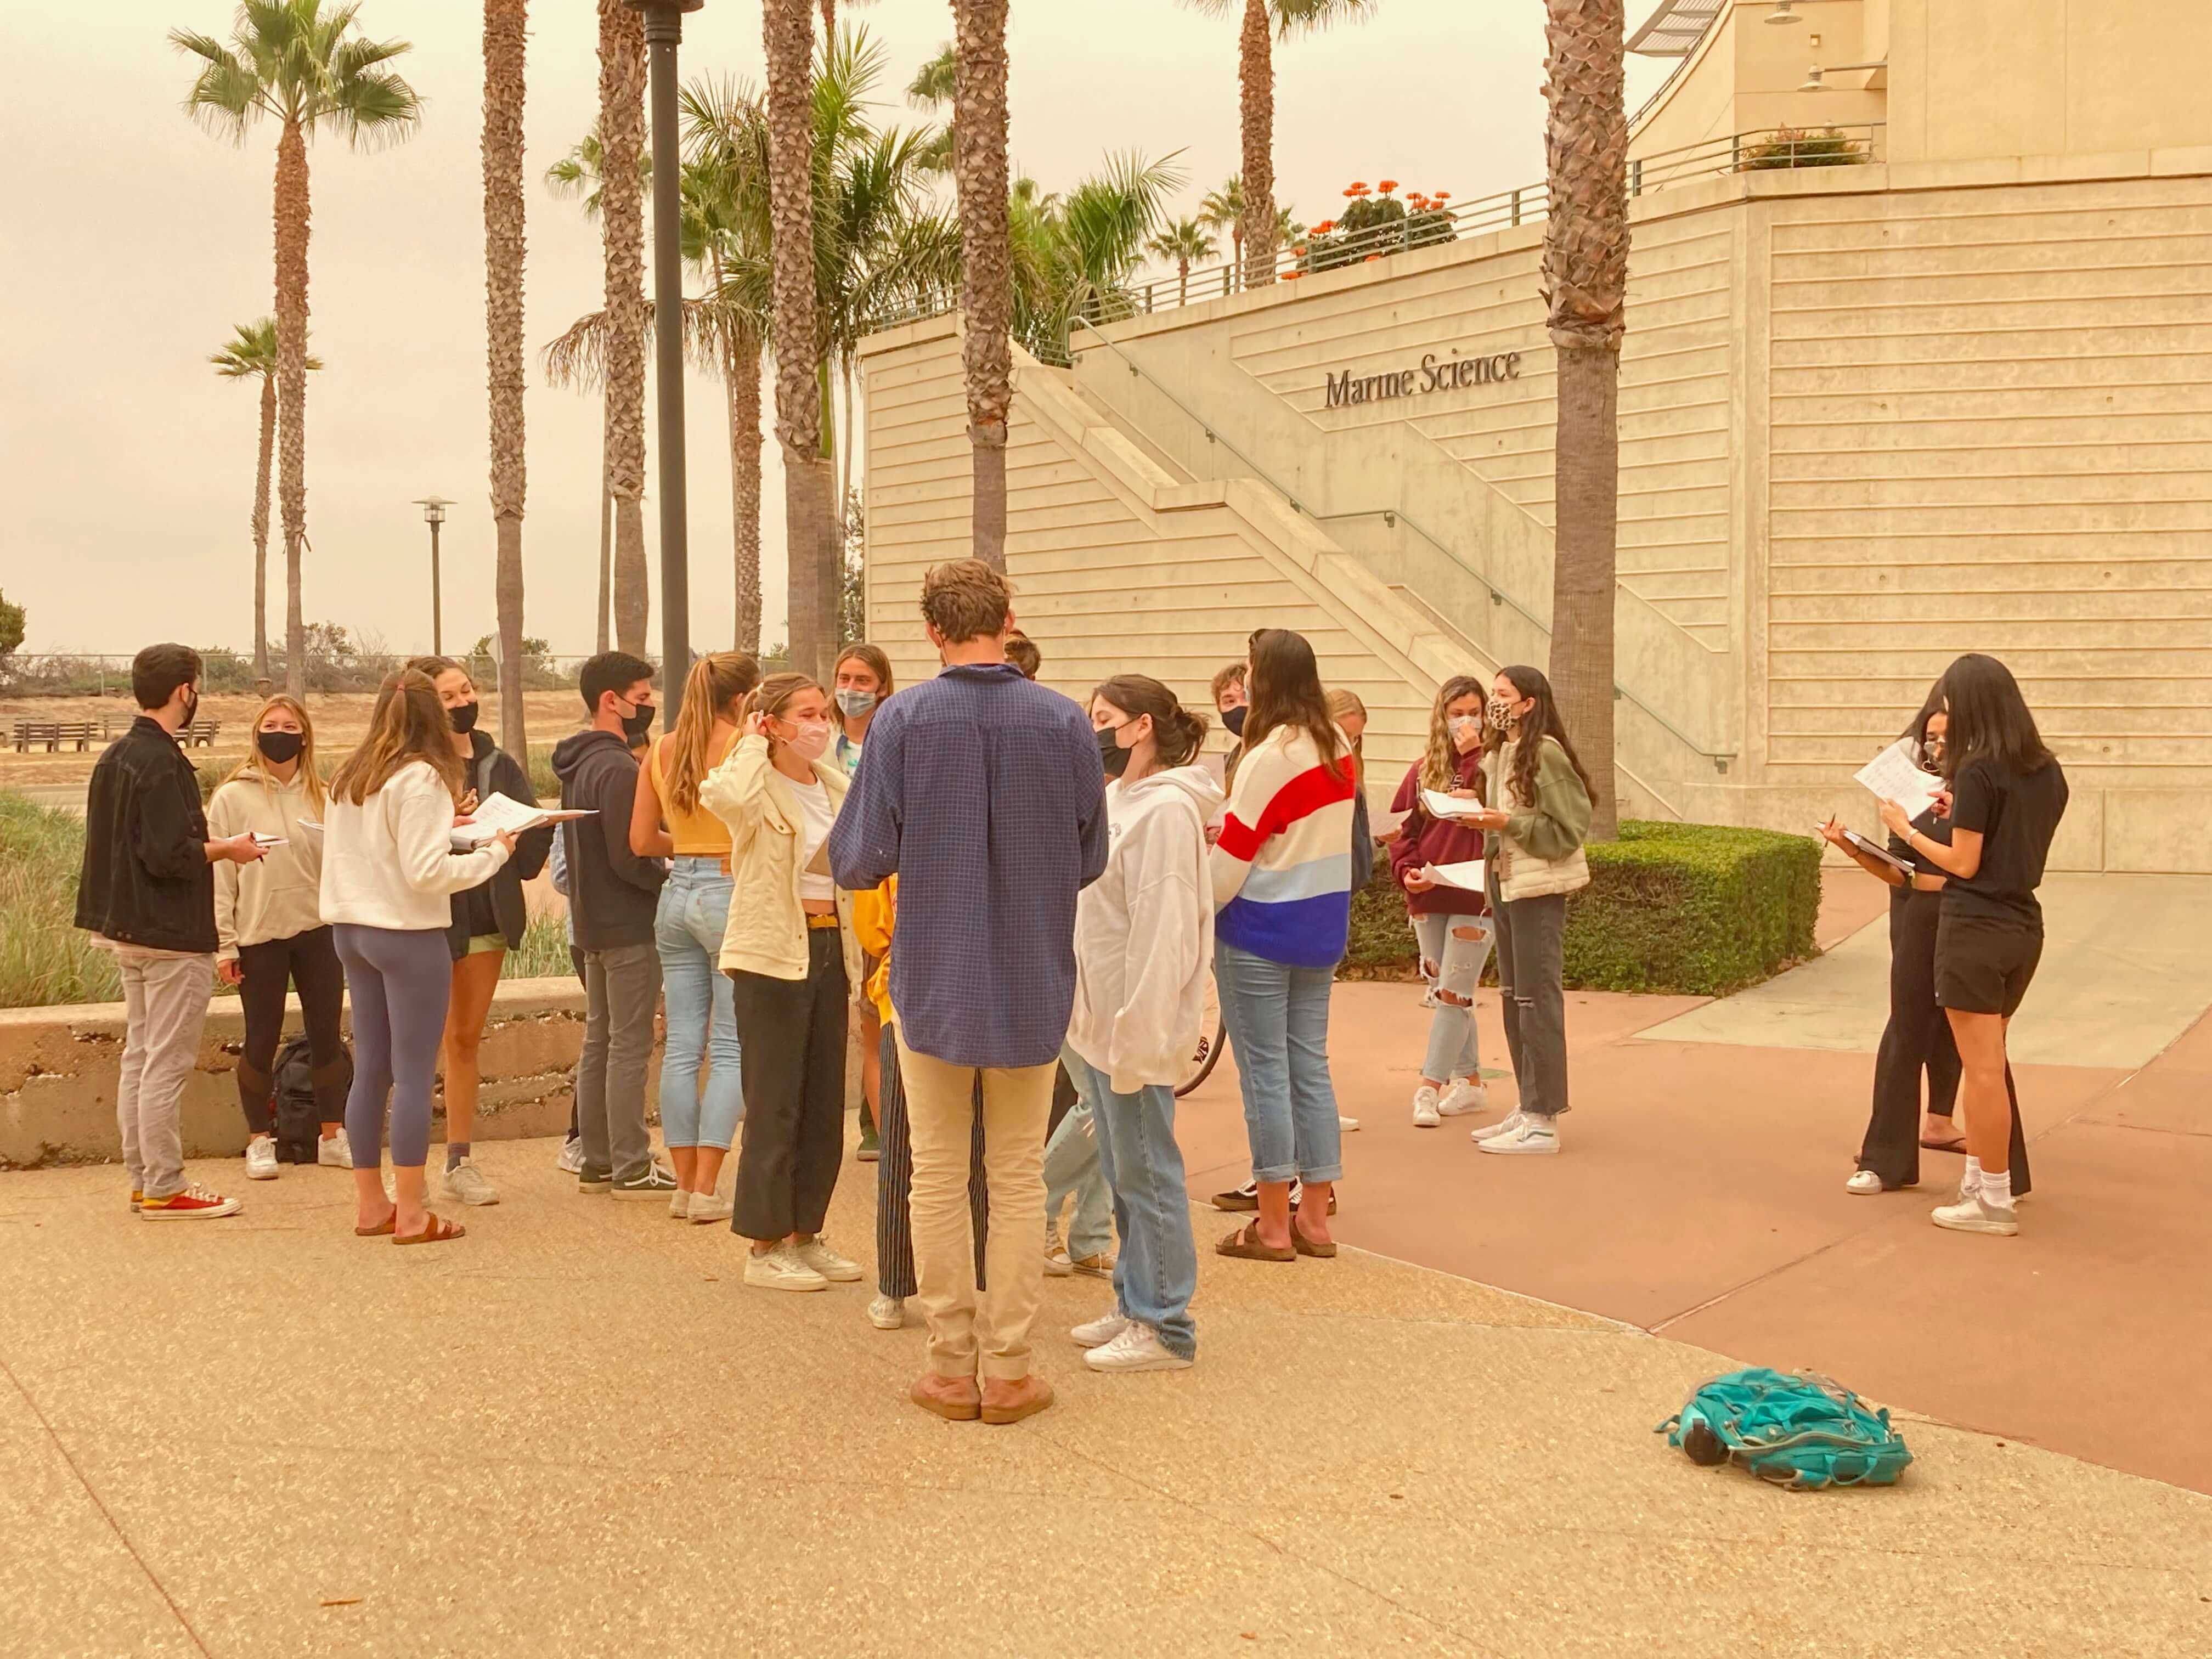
[1346, 180, 1369, 191]
[1364, 253, 1382, 262]
[1293, 245, 1308, 257]
[1313, 219, 1335, 233]
[1432, 190, 1451, 201]
[1282, 270, 1304, 281]
[1378, 178, 1398, 192]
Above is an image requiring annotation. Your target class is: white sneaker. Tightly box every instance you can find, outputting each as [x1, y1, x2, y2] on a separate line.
[744, 1245, 827, 1292]
[1477, 1116, 1559, 1155]
[1471, 1110, 1526, 1143]
[443, 1159, 500, 1206]
[668, 1188, 692, 1220]
[1084, 1322, 1193, 1373]
[555, 1138, 585, 1175]
[1932, 1193, 2018, 1236]
[318, 1131, 353, 1169]
[1045, 1226, 1073, 1277]
[793, 1238, 863, 1282]
[244, 1135, 280, 1180]
[1339, 1115, 1361, 1132]
[1071, 1311, 1131, 1349]
[868, 1294, 905, 1330]
[1437, 1079, 1491, 1116]
[686, 1192, 732, 1224]
[1844, 1170, 1885, 1195]
[1412, 1086, 1442, 1128]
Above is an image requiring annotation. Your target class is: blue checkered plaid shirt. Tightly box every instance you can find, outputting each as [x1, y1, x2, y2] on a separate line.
[828, 662, 1108, 1068]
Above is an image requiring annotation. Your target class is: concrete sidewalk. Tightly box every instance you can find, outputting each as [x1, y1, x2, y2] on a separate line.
[3, 1144, 2209, 1657]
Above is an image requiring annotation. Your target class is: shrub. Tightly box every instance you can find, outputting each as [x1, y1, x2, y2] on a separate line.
[0, 793, 119, 1008]
[1736, 127, 1868, 170]
[1341, 821, 1822, 997]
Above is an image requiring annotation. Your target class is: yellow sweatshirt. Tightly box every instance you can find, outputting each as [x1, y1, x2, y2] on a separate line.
[849, 877, 896, 1027]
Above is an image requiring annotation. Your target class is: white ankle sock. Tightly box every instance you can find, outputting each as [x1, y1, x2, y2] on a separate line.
[1980, 1169, 2014, 1209]
[1962, 1155, 1984, 1194]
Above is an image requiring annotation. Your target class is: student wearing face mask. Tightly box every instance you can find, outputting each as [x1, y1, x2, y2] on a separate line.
[408, 657, 554, 1207]
[1389, 676, 1498, 1130]
[702, 673, 867, 1293]
[831, 642, 895, 1163]
[1462, 667, 1593, 1156]
[551, 653, 676, 1202]
[208, 695, 351, 1177]
[1211, 662, 1250, 791]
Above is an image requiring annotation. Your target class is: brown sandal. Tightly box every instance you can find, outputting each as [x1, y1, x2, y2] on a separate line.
[354, 1215, 396, 1237]
[1920, 1132, 1969, 1153]
[394, 1213, 466, 1246]
[1215, 1222, 1295, 1262]
[1289, 1215, 1338, 1259]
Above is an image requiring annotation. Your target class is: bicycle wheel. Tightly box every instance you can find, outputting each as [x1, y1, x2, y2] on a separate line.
[1177, 973, 1228, 1097]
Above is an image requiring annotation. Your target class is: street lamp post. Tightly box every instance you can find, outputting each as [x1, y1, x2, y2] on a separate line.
[414, 496, 454, 656]
[629, 0, 703, 727]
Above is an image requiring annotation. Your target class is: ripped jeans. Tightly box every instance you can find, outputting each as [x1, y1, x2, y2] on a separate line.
[1413, 911, 1494, 1084]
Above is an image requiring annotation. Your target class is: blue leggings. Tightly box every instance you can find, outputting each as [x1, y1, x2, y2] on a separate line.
[334, 924, 454, 1170]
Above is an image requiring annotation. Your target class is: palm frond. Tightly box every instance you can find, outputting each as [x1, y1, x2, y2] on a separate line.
[906, 44, 956, 110]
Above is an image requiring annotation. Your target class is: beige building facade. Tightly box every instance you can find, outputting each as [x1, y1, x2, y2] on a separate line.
[857, 0, 2212, 871]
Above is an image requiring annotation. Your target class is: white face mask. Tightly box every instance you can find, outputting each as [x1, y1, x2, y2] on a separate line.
[1447, 714, 1482, 747]
[780, 718, 833, 761]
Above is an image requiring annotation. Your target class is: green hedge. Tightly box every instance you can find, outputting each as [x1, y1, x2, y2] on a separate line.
[1345, 820, 1822, 997]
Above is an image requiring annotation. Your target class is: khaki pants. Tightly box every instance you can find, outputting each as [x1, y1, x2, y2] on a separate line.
[894, 1033, 1057, 1382]
[114, 948, 214, 1200]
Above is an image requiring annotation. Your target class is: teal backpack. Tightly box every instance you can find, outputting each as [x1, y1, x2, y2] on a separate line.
[1657, 1368, 1912, 1491]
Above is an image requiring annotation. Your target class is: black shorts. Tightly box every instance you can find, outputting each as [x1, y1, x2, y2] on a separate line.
[1934, 910, 2044, 1017]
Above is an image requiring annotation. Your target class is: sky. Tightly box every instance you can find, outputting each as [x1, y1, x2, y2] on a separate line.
[1, 1, 1668, 659]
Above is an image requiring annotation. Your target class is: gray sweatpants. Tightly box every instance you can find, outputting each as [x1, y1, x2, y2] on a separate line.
[114, 947, 214, 1200]
[577, 942, 661, 1181]
[1490, 887, 1570, 1120]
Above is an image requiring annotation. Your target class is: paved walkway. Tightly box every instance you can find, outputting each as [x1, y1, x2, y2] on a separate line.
[3, 1147, 2209, 1657]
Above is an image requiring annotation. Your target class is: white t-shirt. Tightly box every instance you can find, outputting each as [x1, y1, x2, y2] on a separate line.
[788, 775, 836, 902]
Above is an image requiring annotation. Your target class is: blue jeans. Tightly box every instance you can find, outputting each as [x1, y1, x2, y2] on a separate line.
[1413, 911, 1493, 1083]
[654, 857, 744, 1149]
[1215, 943, 1344, 1185]
[1062, 1048, 1197, 1358]
[1042, 1088, 1113, 1260]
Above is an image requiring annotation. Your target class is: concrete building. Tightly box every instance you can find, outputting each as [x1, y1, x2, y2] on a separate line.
[857, 0, 2212, 871]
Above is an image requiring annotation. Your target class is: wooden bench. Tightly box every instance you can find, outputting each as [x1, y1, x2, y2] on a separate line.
[184, 719, 220, 748]
[9, 719, 100, 753]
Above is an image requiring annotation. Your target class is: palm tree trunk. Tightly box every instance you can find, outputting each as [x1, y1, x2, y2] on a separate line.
[1177, 258, 1189, 307]
[597, 431, 613, 653]
[1237, 0, 1277, 290]
[273, 117, 312, 697]
[485, 0, 531, 761]
[820, 0, 835, 41]
[252, 374, 274, 684]
[599, 0, 651, 656]
[765, 0, 836, 681]
[730, 330, 764, 654]
[1543, 0, 1629, 840]
[953, 0, 1013, 572]
[838, 354, 858, 640]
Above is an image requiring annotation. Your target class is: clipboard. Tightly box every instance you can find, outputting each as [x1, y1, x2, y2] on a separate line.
[1820, 824, 1912, 878]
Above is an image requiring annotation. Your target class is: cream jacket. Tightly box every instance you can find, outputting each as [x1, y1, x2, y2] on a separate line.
[699, 733, 861, 984]
[318, 761, 510, 933]
[208, 772, 326, 958]
[1483, 736, 1593, 903]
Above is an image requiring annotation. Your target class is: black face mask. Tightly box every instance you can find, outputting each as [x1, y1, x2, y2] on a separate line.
[1097, 724, 1133, 778]
[177, 687, 200, 730]
[619, 701, 657, 744]
[1222, 706, 1247, 739]
[255, 730, 304, 765]
[449, 700, 481, 736]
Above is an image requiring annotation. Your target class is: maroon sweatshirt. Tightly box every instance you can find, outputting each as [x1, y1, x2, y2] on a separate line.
[1388, 750, 1491, 918]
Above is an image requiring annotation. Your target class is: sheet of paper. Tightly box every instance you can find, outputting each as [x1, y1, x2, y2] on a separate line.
[449, 793, 596, 847]
[1852, 738, 1940, 819]
[1420, 788, 1486, 822]
[250, 833, 286, 849]
[1425, 859, 1487, 893]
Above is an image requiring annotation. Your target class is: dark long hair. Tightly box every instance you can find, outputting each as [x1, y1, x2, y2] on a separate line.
[1903, 684, 1946, 775]
[1093, 674, 1208, 768]
[1482, 664, 1593, 811]
[1243, 628, 1344, 767]
[1936, 653, 2053, 776]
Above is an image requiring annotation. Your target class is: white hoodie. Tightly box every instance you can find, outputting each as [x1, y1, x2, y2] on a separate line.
[1068, 763, 1226, 1093]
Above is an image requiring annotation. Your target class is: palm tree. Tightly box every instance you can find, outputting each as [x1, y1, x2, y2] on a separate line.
[1146, 217, 1217, 306]
[483, 0, 529, 759]
[820, 0, 871, 47]
[1542, 0, 1628, 839]
[907, 43, 956, 172]
[209, 318, 321, 684]
[952, 0, 1013, 571]
[596, 0, 650, 654]
[1198, 174, 1243, 284]
[1009, 151, 1187, 361]
[545, 128, 649, 653]
[1183, 1, 1378, 289]
[173, 0, 421, 696]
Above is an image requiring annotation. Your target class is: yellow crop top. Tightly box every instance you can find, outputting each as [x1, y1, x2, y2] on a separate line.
[646, 729, 738, 856]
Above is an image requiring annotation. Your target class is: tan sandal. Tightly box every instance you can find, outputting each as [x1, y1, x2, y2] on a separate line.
[1215, 1221, 1294, 1262]
[353, 1215, 396, 1237]
[394, 1213, 466, 1246]
[1289, 1215, 1338, 1259]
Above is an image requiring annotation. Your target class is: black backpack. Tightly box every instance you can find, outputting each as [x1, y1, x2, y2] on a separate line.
[271, 1034, 352, 1164]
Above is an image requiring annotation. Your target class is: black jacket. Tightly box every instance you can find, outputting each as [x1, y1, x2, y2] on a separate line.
[445, 731, 556, 958]
[75, 716, 219, 954]
[550, 728, 665, 950]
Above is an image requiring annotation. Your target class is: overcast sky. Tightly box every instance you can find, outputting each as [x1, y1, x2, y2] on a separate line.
[2, 1, 1666, 659]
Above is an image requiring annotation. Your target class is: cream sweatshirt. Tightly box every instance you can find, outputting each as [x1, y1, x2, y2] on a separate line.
[1067, 764, 1224, 1093]
[318, 760, 510, 933]
[207, 772, 326, 958]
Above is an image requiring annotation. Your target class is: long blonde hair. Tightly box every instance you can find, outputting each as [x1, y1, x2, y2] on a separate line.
[661, 652, 759, 815]
[223, 694, 326, 817]
[1323, 687, 1367, 787]
[329, 670, 467, 806]
[1419, 674, 1487, 793]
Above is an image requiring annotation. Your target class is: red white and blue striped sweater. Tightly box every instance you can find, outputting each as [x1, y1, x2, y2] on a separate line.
[1207, 725, 1357, 968]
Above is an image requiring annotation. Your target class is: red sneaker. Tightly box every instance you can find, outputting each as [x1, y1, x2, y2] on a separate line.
[138, 1184, 243, 1221]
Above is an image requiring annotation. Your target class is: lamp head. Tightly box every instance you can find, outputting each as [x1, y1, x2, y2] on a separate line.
[1766, 1, 1804, 24]
[414, 495, 453, 526]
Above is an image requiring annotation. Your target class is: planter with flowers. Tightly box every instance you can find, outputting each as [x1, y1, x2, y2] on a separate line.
[1301, 179, 1456, 274]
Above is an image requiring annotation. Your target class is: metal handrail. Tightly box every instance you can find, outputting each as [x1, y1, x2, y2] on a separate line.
[1066, 318, 1735, 771]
